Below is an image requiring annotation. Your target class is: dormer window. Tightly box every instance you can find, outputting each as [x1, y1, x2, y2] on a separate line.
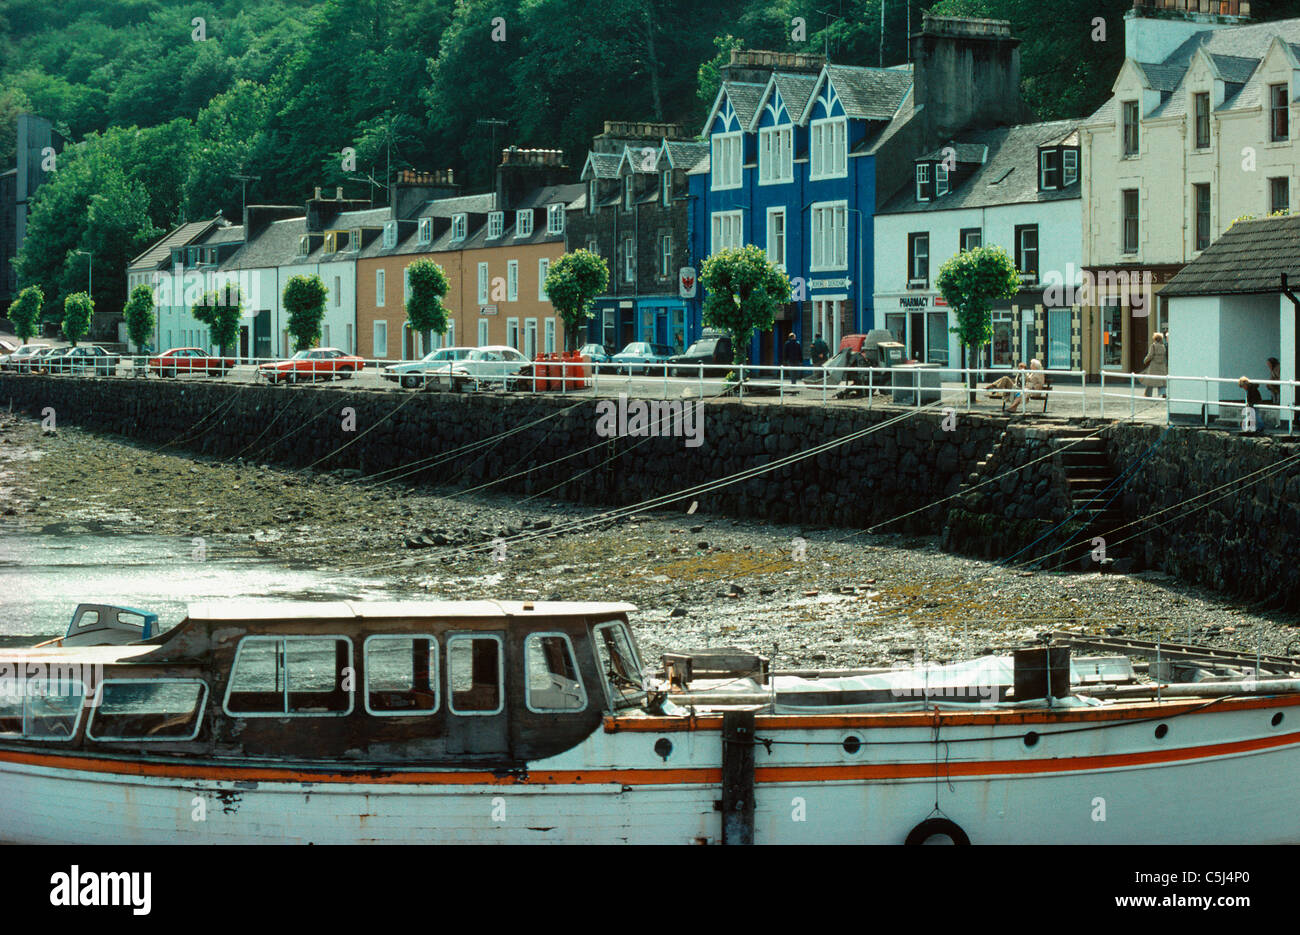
[488, 212, 504, 239]
[451, 214, 467, 241]
[1271, 83, 1289, 141]
[1122, 100, 1140, 156]
[1194, 92, 1211, 149]
[623, 175, 634, 210]
[1063, 149, 1078, 185]
[588, 179, 597, 214]
[298, 235, 310, 257]
[759, 126, 793, 183]
[324, 231, 339, 253]
[547, 204, 564, 235]
[170, 248, 183, 266]
[516, 210, 533, 238]
[382, 221, 397, 248]
[418, 218, 432, 245]
[935, 163, 949, 197]
[916, 163, 932, 202]
[1039, 150, 1061, 190]
[810, 117, 847, 180]
[710, 132, 742, 190]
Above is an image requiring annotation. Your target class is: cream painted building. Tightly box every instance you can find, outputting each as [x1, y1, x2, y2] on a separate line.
[1078, 0, 1300, 375]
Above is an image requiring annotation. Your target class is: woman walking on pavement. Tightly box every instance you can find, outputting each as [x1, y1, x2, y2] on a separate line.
[1141, 331, 1167, 398]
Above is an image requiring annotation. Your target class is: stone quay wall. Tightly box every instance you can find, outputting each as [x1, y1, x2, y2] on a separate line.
[0, 376, 1005, 532]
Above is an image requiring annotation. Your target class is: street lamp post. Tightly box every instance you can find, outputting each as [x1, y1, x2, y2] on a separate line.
[75, 249, 93, 303]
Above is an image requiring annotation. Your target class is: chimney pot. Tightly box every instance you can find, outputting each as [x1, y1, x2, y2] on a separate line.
[314, 186, 321, 199]
[336, 186, 343, 199]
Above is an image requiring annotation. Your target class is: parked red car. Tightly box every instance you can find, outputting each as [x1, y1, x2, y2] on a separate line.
[258, 347, 365, 385]
[148, 348, 236, 378]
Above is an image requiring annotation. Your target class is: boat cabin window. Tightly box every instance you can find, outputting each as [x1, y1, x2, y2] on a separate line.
[88, 679, 207, 741]
[365, 635, 439, 715]
[523, 633, 587, 713]
[224, 636, 353, 716]
[593, 621, 645, 709]
[447, 634, 503, 715]
[0, 678, 86, 741]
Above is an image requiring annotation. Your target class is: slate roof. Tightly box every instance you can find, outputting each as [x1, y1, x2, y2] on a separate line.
[821, 64, 913, 121]
[222, 217, 306, 271]
[582, 152, 622, 180]
[128, 218, 222, 272]
[1162, 214, 1300, 297]
[1091, 19, 1300, 124]
[722, 81, 767, 126]
[772, 72, 820, 119]
[661, 140, 708, 171]
[918, 142, 988, 164]
[878, 119, 1082, 215]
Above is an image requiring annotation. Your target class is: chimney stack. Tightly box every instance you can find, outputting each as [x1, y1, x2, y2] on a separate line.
[390, 169, 460, 219]
[910, 15, 1030, 140]
[495, 147, 570, 211]
[1125, 0, 1250, 64]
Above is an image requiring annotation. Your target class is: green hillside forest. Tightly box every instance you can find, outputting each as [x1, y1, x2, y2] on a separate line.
[6, 0, 1300, 315]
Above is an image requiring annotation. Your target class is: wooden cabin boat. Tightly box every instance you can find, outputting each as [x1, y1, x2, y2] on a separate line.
[3, 599, 1300, 844]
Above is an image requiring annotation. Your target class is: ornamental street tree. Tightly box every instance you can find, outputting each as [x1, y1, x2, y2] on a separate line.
[405, 259, 450, 345]
[192, 285, 243, 355]
[282, 275, 329, 352]
[123, 283, 156, 351]
[699, 244, 791, 375]
[544, 249, 609, 352]
[936, 245, 1021, 402]
[62, 291, 93, 346]
[8, 285, 43, 342]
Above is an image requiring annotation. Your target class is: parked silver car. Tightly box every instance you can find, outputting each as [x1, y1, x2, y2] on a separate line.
[610, 341, 676, 375]
[2, 344, 51, 372]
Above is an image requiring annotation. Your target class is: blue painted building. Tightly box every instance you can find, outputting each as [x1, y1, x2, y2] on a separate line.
[688, 20, 1034, 365]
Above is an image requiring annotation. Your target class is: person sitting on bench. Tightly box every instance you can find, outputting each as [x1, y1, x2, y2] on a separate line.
[1008, 359, 1046, 413]
[985, 362, 1025, 401]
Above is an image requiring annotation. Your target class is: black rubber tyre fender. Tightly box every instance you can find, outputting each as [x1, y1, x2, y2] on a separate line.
[904, 817, 970, 845]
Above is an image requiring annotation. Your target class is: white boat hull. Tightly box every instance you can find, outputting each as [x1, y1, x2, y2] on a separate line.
[3, 695, 1299, 844]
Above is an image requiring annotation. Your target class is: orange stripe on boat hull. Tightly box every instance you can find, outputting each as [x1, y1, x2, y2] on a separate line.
[2, 728, 1299, 786]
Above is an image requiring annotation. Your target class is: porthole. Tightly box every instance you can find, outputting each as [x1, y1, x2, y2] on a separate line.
[1154, 723, 1169, 739]
[653, 737, 673, 760]
[1272, 712, 1284, 728]
[1023, 731, 1039, 748]
[842, 735, 862, 755]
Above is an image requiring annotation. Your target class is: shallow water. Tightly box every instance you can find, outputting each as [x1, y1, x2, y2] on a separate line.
[0, 531, 411, 641]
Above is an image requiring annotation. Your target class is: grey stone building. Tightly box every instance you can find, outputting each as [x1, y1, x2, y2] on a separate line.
[568, 121, 707, 352]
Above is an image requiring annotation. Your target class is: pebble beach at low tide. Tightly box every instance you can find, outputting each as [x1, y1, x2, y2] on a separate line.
[4, 413, 1296, 667]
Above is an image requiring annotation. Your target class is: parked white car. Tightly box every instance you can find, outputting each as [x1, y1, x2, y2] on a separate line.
[381, 346, 475, 388]
[438, 346, 530, 390]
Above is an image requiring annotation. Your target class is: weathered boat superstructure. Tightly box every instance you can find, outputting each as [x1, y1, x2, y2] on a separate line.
[3, 600, 1300, 844]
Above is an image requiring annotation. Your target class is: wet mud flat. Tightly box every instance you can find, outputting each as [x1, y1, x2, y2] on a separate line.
[3, 413, 1296, 667]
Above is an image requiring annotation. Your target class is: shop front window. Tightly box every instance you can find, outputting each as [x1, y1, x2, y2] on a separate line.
[885, 313, 906, 345]
[926, 312, 950, 366]
[1047, 308, 1071, 371]
[991, 311, 1013, 367]
[1102, 304, 1123, 370]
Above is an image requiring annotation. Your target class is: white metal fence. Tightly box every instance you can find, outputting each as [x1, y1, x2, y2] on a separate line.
[5, 353, 1296, 432]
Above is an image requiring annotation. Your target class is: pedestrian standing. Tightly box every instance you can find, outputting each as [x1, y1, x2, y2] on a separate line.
[810, 332, 830, 368]
[782, 332, 802, 382]
[1141, 331, 1167, 398]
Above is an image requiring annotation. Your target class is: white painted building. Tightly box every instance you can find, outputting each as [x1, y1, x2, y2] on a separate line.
[873, 120, 1084, 373]
[1162, 213, 1296, 428]
[1079, 0, 1300, 375]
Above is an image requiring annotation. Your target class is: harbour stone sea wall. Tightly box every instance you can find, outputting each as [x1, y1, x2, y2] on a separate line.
[3, 375, 1298, 607]
[0, 376, 1005, 532]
